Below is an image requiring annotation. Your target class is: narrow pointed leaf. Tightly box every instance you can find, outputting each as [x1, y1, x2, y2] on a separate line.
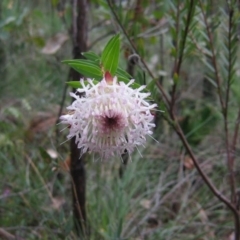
[82, 51, 100, 62]
[116, 67, 132, 79]
[62, 59, 102, 79]
[62, 59, 99, 66]
[66, 81, 81, 88]
[101, 34, 120, 75]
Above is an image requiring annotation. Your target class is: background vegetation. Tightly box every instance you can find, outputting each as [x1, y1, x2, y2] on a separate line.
[0, 0, 239, 239]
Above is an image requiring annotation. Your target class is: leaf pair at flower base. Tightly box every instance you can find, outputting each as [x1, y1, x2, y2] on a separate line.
[62, 34, 143, 91]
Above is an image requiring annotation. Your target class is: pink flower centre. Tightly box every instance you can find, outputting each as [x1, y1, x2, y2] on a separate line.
[97, 110, 126, 134]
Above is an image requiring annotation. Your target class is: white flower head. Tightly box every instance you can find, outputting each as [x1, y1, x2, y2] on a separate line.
[60, 74, 157, 159]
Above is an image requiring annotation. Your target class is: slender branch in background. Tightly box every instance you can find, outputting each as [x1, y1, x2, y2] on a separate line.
[198, 1, 239, 220]
[172, 119, 240, 236]
[70, 0, 88, 237]
[232, 108, 240, 160]
[199, 0, 225, 111]
[176, 0, 195, 74]
[127, 0, 142, 77]
[159, 34, 164, 84]
[170, 0, 195, 113]
[225, 2, 236, 205]
[106, 0, 171, 107]
[177, 1, 239, 237]
[170, 0, 180, 112]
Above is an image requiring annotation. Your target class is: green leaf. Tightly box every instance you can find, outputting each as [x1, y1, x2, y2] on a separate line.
[82, 51, 100, 62]
[146, 78, 158, 101]
[146, 78, 156, 92]
[66, 81, 81, 88]
[116, 67, 132, 79]
[101, 34, 120, 75]
[62, 59, 99, 66]
[62, 59, 103, 79]
[117, 75, 131, 83]
[67, 80, 99, 89]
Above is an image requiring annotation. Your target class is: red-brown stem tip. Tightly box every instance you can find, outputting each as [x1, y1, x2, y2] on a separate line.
[105, 71, 113, 84]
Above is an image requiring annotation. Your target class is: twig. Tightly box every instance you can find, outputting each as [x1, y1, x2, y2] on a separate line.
[106, 0, 171, 107]
[225, 1, 237, 205]
[200, 2, 240, 238]
[159, 32, 164, 84]
[199, 0, 225, 111]
[173, 119, 240, 239]
[232, 108, 240, 158]
[170, 0, 180, 112]
[170, 0, 195, 112]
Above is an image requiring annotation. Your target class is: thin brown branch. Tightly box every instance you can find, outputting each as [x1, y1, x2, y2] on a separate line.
[106, 0, 171, 107]
[199, 4, 240, 237]
[170, 0, 196, 113]
[170, 0, 180, 112]
[199, 0, 225, 111]
[172, 118, 240, 239]
[232, 108, 240, 156]
[175, 0, 195, 74]
[225, 2, 237, 205]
